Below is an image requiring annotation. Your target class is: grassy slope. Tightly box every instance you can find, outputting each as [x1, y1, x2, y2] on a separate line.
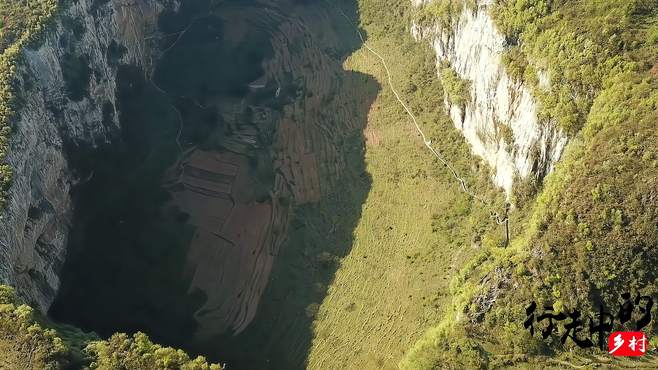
[402, 1, 658, 369]
[305, 1, 507, 368]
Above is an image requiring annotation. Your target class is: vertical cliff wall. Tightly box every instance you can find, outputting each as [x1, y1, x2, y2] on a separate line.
[412, 0, 567, 195]
[0, 0, 169, 311]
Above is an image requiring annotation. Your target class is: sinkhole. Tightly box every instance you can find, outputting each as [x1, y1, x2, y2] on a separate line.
[48, 0, 378, 368]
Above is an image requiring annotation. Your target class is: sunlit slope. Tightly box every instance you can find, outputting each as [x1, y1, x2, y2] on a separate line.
[306, 2, 506, 367]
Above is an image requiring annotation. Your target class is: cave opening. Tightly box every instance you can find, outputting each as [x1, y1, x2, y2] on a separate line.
[49, 0, 378, 368]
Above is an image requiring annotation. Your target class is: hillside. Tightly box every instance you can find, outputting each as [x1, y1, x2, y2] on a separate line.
[401, 0, 658, 368]
[292, 0, 658, 368]
[0, 0, 656, 369]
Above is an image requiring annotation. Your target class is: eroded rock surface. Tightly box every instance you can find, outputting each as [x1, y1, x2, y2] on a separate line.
[0, 0, 172, 311]
[412, 0, 568, 194]
[1, 1, 370, 363]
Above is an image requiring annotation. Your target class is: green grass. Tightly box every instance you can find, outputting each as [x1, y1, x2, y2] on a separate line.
[304, 1, 508, 368]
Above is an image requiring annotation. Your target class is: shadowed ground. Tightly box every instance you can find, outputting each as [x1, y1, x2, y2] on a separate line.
[50, 1, 378, 368]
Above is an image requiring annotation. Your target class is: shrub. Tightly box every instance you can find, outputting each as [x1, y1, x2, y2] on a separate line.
[439, 61, 471, 108]
[0, 285, 224, 369]
[0, 285, 68, 369]
[85, 333, 222, 370]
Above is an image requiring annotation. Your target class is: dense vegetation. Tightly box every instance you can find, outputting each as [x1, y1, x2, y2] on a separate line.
[85, 333, 221, 370]
[0, 285, 222, 369]
[400, 0, 658, 368]
[438, 61, 471, 109]
[413, 0, 474, 29]
[493, 0, 658, 135]
[0, 285, 67, 369]
[0, 0, 58, 210]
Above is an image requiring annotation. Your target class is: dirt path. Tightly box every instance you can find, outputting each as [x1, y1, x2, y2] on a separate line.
[331, 2, 509, 228]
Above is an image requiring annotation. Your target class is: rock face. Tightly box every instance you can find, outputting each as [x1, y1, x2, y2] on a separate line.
[0, 0, 367, 343]
[412, 0, 568, 195]
[0, 0, 169, 311]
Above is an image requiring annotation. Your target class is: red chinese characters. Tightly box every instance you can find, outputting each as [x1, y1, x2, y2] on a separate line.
[608, 332, 648, 356]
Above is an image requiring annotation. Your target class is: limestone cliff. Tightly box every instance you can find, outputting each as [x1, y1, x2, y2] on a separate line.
[0, 0, 170, 311]
[412, 0, 568, 195]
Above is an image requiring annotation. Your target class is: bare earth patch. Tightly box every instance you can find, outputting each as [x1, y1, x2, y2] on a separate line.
[165, 149, 286, 339]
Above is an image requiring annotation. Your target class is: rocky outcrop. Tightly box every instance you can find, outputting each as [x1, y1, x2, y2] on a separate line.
[0, 0, 170, 311]
[412, 0, 568, 195]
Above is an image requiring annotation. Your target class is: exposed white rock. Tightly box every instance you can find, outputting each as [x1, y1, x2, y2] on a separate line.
[0, 0, 172, 311]
[412, 0, 567, 196]
[537, 69, 551, 90]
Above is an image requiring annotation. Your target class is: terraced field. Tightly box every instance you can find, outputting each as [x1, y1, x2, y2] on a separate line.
[45, 0, 509, 368]
[217, 1, 508, 368]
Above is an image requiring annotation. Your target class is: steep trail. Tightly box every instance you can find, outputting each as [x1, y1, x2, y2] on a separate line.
[332, 2, 509, 226]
